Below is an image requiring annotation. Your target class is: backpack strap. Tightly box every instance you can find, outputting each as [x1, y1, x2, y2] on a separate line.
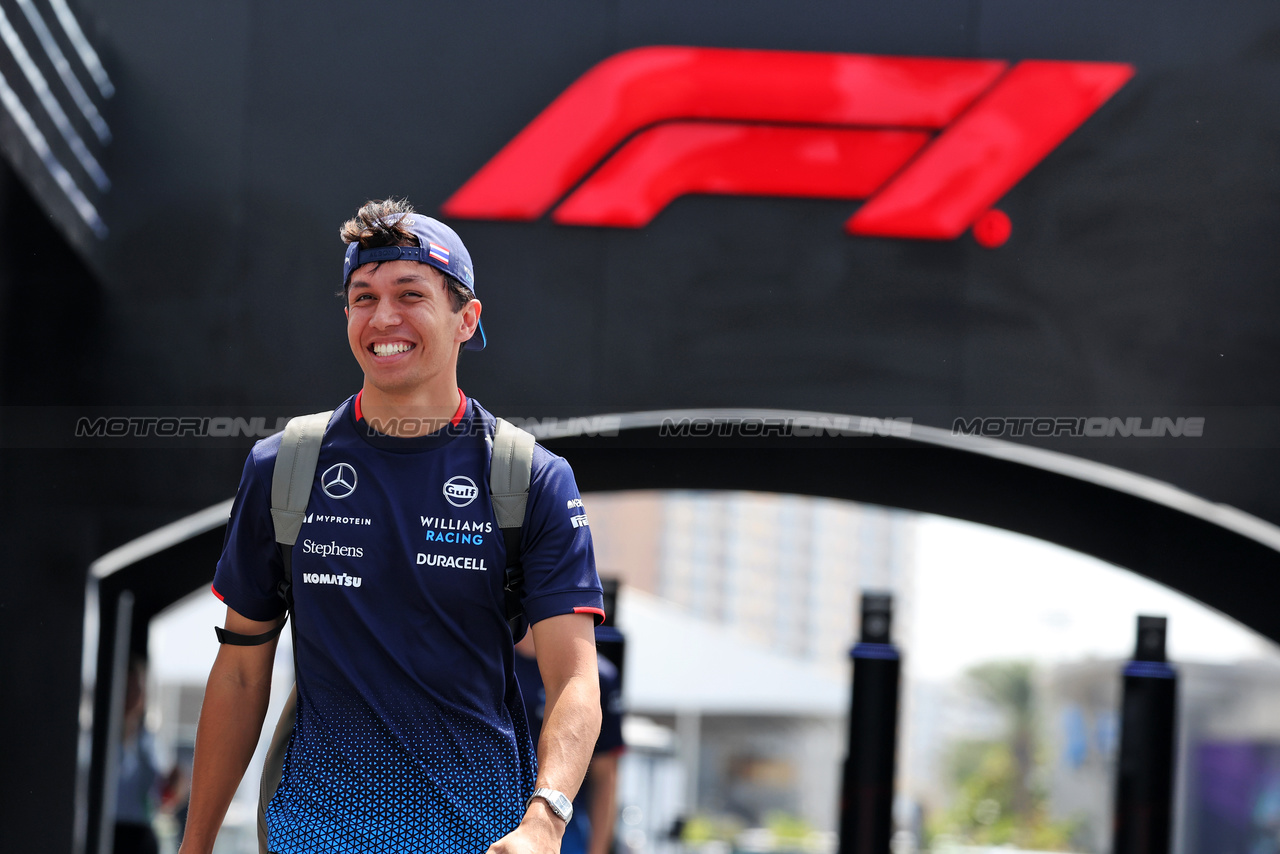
[491, 417, 535, 636]
[216, 410, 332, 646]
[256, 410, 331, 854]
[270, 411, 335, 548]
[269, 410, 332, 614]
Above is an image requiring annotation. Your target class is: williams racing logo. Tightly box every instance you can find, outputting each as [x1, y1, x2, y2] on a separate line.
[421, 515, 492, 546]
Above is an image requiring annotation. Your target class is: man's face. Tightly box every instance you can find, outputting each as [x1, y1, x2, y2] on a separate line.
[345, 259, 481, 397]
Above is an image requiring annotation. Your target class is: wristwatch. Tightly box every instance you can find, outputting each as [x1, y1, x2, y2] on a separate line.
[527, 787, 574, 823]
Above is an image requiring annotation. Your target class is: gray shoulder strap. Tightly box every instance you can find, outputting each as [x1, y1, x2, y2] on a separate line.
[270, 411, 334, 546]
[490, 417, 535, 529]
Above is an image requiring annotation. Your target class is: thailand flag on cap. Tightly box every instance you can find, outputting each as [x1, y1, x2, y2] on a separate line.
[428, 242, 450, 265]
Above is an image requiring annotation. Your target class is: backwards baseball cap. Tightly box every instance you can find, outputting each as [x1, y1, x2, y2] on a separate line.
[342, 213, 486, 351]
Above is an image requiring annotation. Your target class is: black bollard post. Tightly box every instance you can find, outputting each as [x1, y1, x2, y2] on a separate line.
[1112, 615, 1178, 854]
[838, 591, 900, 854]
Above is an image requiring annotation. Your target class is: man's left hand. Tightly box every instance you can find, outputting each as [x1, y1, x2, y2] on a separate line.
[486, 800, 565, 854]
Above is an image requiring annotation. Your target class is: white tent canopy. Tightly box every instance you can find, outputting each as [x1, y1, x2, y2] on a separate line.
[616, 588, 849, 717]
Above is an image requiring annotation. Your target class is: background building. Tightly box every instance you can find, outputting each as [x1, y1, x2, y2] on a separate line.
[586, 491, 915, 839]
[590, 491, 915, 672]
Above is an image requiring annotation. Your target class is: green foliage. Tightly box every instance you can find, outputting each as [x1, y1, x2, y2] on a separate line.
[967, 661, 1035, 721]
[680, 812, 743, 844]
[763, 811, 813, 845]
[680, 811, 821, 852]
[927, 661, 1083, 851]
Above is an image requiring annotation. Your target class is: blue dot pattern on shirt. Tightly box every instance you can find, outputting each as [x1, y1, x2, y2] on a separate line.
[264, 687, 536, 853]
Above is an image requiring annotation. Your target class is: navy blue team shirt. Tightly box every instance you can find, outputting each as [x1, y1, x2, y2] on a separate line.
[212, 392, 605, 854]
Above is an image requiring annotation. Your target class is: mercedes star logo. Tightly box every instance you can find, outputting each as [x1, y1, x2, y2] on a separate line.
[321, 462, 358, 499]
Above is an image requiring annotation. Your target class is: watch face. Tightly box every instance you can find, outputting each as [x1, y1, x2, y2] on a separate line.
[532, 788, 573, 822]
[549, 791, 571, 817]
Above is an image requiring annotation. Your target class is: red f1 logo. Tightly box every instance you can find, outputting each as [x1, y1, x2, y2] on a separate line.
[443, 47, 1133, 248]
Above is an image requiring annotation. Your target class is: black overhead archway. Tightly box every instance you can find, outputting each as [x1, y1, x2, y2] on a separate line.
[76, 409, 1280, 854]
[540, 410, 1280, 642]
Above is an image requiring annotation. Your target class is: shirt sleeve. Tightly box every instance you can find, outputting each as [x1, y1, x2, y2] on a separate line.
[211, 439, 288, 621]
[517, 447, 605, 626]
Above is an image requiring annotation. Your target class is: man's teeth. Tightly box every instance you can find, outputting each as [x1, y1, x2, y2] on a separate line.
[373, 342, 414, 356]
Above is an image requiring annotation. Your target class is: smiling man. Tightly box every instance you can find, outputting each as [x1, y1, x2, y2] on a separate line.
[179, 199, 604, 854]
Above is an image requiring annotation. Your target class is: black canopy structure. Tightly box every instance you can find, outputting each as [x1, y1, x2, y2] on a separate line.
[74, 411, 1280, 854]
[0, 1, 1278, 850]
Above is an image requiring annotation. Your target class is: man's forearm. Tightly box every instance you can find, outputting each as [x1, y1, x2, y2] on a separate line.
[178, 651, 274, 854]
[488, 614, 600, 853]
[489, 674, 601, 853]
[534, 672, 602, 798]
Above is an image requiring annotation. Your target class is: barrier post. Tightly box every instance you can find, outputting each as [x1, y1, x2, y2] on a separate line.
[838, 591, 900, 854]
[1112, 615, 1177, 854]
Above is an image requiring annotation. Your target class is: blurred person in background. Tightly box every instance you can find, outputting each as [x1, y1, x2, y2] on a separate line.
[114, 657, 160, 854]
[515, 631, 625, 854]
